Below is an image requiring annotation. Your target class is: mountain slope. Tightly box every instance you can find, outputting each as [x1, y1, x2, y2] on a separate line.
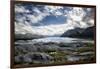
[61, 26, 94, 39]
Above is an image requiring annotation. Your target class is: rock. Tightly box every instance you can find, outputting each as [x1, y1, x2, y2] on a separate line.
[33, 42, 60, 52]
[43, 45, 60, 52]
[66, 55, 89, 62]
[15, 44, 38, 56]
[15, 41, 61, 56]
[15, 55, 24, 63]
[15, 53, 54, 64]
[79, 52, 94, 56]
[60, 47, 76, 52]
[66, 55, 81, 61]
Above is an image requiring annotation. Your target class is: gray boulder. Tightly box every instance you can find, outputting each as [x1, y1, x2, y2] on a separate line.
[15, 53, 54, 64]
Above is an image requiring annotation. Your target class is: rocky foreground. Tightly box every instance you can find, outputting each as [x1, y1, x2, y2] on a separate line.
[14, 39, 95, 65]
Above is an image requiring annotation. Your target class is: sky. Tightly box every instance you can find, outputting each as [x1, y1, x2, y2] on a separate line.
[15, 3, 95, 36]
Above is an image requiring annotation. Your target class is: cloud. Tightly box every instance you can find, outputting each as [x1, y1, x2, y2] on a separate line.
[15, 4, 49, 25]
[15, 4, 30, 13]
[44, 6, 64, 16]
[68, 7, 86, 21]
[65, 7, 94, 28]
[44, 6, 63, 12]
[31, 23, 74, 36]
[15, 3, 95, 36]
[15, 22, 35, 34]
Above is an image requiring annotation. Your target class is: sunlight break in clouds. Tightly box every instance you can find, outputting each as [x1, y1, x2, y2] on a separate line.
[15, 3, 94, 36]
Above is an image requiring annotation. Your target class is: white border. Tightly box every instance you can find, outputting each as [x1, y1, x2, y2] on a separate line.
[0, 0, 100, 69]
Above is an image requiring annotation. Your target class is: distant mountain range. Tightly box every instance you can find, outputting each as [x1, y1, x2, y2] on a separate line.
[15, 33, 44, 40]
[61, 26, 94, 39]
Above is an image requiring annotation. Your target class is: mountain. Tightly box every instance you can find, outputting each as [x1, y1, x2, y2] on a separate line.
[61, 26, 94, 39]
[15, 33, 44, 40]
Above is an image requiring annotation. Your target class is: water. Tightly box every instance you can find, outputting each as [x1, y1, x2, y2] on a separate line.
[32, 37, 94, 43]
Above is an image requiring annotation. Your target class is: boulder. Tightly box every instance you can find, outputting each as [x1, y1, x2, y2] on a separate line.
[15, 53, 54, 64]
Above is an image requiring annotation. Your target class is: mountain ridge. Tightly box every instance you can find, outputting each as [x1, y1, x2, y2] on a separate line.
[61, 26, 94, 39]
